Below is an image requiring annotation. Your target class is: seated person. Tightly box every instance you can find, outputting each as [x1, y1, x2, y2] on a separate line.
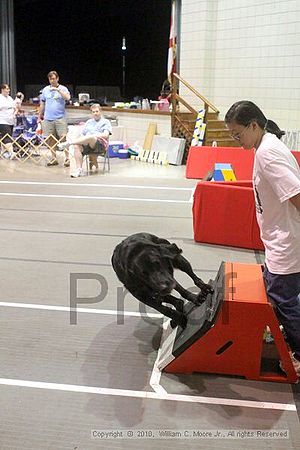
[158, 92, 171, 111]
[161, 78, 172, 97]
[57, 103, 112, 177]
[158, 78, 172, 111]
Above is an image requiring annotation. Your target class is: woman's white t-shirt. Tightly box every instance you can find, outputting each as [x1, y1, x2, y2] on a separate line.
[0, 94, 15, 125]
[253, 133, 300, 274]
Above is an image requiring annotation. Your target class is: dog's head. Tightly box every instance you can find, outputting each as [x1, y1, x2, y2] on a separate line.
[129, 246, 176, 295]
[112, 235, 182, 296]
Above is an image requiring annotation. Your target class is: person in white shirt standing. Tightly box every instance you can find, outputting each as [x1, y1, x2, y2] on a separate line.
[0, 83, 17, 159]
[225, 100, 300, 377]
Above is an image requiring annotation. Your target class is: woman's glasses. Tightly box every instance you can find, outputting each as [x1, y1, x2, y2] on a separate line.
[230, 124, 250, 141]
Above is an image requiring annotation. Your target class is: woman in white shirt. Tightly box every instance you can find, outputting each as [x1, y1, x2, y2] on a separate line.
[225, 100, 300, 377]
[0, 83, 16, 158]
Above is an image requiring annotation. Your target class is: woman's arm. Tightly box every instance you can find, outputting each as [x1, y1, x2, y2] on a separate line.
[290, 192, 300, 211]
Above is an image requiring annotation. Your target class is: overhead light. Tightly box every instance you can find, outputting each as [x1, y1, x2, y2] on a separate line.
[122, 36, 126, 50]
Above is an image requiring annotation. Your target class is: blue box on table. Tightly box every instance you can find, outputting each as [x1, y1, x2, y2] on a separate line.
[213, 163, 236, 181]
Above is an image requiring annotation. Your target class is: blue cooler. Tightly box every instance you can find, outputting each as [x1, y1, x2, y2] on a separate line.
[118, 149, 129, 159]
[108, 141, 123, 158]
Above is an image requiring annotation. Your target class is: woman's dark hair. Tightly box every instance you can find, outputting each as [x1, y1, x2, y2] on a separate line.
[225, 100, 285, 139]
[47, 70, 59, 79]
[0, 83, 9, 91]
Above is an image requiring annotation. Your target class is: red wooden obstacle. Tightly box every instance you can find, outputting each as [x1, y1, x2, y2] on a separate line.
[162, 262, 298, 383]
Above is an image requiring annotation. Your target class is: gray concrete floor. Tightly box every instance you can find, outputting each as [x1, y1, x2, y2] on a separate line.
[0, 157, 299, 450]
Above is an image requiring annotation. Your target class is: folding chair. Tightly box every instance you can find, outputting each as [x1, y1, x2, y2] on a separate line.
[85, 147, 110, 175]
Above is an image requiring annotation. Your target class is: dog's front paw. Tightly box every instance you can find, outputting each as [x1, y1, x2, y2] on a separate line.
[176, 299, 184, 313]
[196, 291, 207, 304]
[199, 282, 214, 296]
[187, 292, 203, 305]
[191, 287, 213, 305]
[170, 315, 187, 329]
[170, 319, 177, 329]
[194, 277, 212, 291]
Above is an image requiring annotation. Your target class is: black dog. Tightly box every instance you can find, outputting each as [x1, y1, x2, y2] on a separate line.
[111, 232, 212, 328]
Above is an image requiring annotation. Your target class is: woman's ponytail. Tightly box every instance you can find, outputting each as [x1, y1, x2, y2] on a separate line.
[265, 119, 285, 140]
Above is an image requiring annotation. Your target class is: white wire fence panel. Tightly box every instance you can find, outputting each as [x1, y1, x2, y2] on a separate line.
[0, 134, 67, 164]
[281, 130, 300, 151]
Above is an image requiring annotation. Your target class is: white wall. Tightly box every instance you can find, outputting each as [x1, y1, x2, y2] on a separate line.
[116, 112, 171, 146]
[180, 0, 300, 130]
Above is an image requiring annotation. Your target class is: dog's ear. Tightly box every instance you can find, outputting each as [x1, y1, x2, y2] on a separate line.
[160, 243, 182, 259]
[126, 241, 153, 259]
[125, 241, 155, 272]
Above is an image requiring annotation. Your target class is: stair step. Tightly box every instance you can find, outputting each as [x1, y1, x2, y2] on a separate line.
[206, 129, 233, 138]
[207, 112, 219, 120]
[206, 120, 227, 129]
[176, 112, 197, 120]
[204, 137, 239, 147]
[180, 119, 198, 124]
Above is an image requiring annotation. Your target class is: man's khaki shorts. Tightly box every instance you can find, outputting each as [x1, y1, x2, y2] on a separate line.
[42, 118, 68, 139]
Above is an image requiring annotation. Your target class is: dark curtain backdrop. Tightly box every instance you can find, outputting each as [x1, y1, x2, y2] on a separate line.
[1, 0, 16, 93]
[14, 0, 171, 100]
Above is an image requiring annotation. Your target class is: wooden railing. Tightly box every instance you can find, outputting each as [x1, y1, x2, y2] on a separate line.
[171, 72, 219, 120]
[169, 73, 220, 162]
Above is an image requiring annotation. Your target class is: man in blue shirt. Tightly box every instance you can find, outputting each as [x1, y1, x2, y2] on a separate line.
[38, 71, 70, 166]
[57, 103, 112, 177]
